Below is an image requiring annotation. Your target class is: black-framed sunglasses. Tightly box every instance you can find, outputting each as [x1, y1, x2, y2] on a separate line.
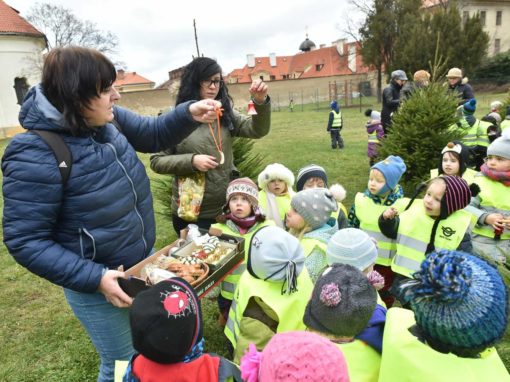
[201, 79, 223, 88]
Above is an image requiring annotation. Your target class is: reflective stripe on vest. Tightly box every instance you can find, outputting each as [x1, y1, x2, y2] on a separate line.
[212, 220, 273, 300]
[355, 193, 410, 266]
[392, 201, 472, 278]
[336, 340, 381, 382]
[472, 175, 510, 240]
[368, 130, 380, 143]
[331, 110, 342, 128]
[379, 308, 510, 382]
[223, 270, 313, 348]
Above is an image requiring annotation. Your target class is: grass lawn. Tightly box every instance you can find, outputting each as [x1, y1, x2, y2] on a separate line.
[0, 93, 508, 381]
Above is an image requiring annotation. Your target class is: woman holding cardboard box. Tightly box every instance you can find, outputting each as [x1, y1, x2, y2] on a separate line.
[1, 46, 220, 382]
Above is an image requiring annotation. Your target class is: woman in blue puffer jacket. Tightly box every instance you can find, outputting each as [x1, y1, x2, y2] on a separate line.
[1, 46, 220, 382]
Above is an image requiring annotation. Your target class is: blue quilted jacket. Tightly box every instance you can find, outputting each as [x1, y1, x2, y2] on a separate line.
[2, 85, 199, 292]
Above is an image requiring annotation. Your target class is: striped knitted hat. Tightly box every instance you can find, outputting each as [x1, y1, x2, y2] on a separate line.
[439, 175, 471, 218]
[403, 250, 508, 357]
[296, 164, 328, 191]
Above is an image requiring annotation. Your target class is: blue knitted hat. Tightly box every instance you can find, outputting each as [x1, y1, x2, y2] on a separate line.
[462, 98, 477, 115]
[371, 155, 406, 195]
[402, 250, 508, 357]
[331, 100, 338, 110]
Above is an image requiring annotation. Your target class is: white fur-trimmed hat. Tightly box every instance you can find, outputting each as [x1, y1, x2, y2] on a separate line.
[258, 163, 295, 190]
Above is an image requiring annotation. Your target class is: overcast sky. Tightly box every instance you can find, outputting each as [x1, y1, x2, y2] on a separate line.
[7, 0, 365, 86]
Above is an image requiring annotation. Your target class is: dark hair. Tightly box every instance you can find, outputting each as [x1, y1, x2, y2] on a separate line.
[42, 46, 116, 135]
[437, 141, 468, 176]
[176, 57, 234, 128]
[364, 109, 373, 117]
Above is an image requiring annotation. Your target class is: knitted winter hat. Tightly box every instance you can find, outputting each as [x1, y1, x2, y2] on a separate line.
[291, 188, 338, 230]
[257, 163, 295, 190]
[490, 100, 503, 112]
[462, 98, 477, 115]
[487, 128, 510, 160]
[326, 228, 378, 271]
[130, 278, 203, 364]
[331, 100, 339, 110]
[304, 264, 377, 337]
[446, 67, 462, 78]
[371, 155, 407, 195]
[402, 250, 509, 357]
[296, 164, 328, 191]
[247, 226, 305, 294]
[439, 175, 471, 218]
[226, 177, 259, 207]
[240, 331, 350, 382]
[439, 141, 469, 176]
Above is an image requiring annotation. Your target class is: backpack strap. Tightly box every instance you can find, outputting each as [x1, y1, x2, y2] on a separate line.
[32, 130, 72, 185]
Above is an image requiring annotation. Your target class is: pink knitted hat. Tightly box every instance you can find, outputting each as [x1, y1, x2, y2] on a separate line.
[240, 331, 350, 382]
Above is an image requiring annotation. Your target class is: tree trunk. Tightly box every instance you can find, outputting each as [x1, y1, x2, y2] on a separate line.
[377, 66, 383, 103]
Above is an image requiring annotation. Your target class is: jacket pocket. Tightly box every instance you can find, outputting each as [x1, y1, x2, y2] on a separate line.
[78, 227, 97, 261]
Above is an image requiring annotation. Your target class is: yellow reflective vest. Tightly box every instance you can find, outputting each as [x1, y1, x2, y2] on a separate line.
[331, 110, 342, 129]
[451, 118, 478, 147]
[335, 340, 381, 382]
[258, 189, 292, 224]
[211, 220, 274, 300]
[392, 200, 472, 278]
[476, 119, 491, 147]
[501, 119, 510, 132]
[379, 308, 510, 382]
[430, 168, 477, 185]
[224, 269, 313, 350]
[472, 175, 510, 240]
[355, 193, 410, 266]
[368, 129, 380, 144]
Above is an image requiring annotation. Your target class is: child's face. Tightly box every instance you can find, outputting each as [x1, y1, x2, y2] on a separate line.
[229, 194, 252, 219]
[285, 207, 306, 230]
[423, 180, 446, 217]
[267, 179, 287, 195]
[367, 169, 386, 195]
[486, 155, 510, 172]
[442, 152, 460, 176]
[303, 177, 326, 190]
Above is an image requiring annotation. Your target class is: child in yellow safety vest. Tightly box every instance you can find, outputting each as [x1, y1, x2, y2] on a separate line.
[224, 226, 313, 363]
[304, 263, 382, 382]
[348, 155, 407, 307]
[295, 163, 348, 229]
[467, 129, 510, 262]
[430, 141, 476, 184]
[379, 250, 510, 382]
[326, 228, 387, 353]
[379, 175, 473, 305]
[257, 163, 295, 228]
[212, 178, 273, 326]
[286, 188, 339, 282]
[239, 331, 350, 382]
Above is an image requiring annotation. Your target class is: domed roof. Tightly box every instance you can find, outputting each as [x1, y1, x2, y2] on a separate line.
[299, 35, 316, 52]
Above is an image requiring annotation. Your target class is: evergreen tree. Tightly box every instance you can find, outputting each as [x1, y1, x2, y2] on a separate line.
[152, 137, 265, 221]
[377, 83, 462, 194]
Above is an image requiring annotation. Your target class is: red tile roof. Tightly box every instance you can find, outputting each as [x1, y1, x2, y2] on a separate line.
[0, 1, 45, 37]
[114, 70, 155, 87]
[226, 42, 370, 83]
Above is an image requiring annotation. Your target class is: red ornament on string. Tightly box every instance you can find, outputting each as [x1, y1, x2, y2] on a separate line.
[247, 100, 257, 115]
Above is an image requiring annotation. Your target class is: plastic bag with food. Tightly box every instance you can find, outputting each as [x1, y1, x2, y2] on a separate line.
[177, 172, 206, 221]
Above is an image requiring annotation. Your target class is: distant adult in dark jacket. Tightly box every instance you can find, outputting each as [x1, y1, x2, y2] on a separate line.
[381, 70, 407, 134]
[446, 67, 475, 106]
[150, 57, 271, 235]
[400, 70, 430, 100]
[1, 46, 219, 382]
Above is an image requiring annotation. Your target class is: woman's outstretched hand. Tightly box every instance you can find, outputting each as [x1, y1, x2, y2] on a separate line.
[249, 79, 268, 104]
[98, 270, 133, 308]
[189, 99, 222, 123]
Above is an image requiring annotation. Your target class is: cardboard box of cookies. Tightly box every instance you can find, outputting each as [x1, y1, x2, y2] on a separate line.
[118, 229, 244, 299]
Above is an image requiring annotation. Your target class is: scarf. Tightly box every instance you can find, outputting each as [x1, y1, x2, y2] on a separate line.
[227, 210, 260, 234]
[265, 191, 284, 228]
[364, 184, 405, 206]
[481, 164, 510, 186]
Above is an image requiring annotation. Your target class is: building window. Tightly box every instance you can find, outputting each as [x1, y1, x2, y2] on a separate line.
[259, 75, 264, 81]
[315, 64, 324, 71]
[269, 75, 276, 81]
[480, 10, 486, 26]
[282, 74, 290, 79]
[463, 11, 469, 23]
[13, 77, 29, 105]
[496, 11, 502, 26]
[495, 39, 501, 54]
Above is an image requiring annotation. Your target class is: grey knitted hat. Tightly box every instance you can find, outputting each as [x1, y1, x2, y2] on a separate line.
[326, 228, 378, 271]
[291, 188, 338, 230]
[487, 129, 510, 160]
[247, 226, 305, 294]
[303, 264, 377, 337]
